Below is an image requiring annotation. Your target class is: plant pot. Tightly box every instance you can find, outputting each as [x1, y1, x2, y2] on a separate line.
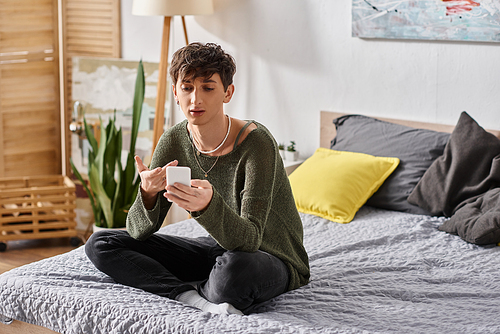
[285, 151, 298, 161]
[279, 149, 286, 160]
[93, 224, 127, 233]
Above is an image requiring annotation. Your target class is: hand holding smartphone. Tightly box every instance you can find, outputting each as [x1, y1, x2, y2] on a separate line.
[166, 166, 191, 202]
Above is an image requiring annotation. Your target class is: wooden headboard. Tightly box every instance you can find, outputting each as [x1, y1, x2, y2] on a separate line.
[320, 111, 500, 149]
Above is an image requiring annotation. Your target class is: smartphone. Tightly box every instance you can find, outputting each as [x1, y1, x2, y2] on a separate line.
[166, 166, 191, 202]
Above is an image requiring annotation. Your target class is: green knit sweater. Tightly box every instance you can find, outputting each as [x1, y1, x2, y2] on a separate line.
[126, 120, 310, 291]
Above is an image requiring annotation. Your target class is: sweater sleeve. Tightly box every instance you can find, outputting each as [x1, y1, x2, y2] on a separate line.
[126, 128, 178, 240]
[126, 187, 171, 240]
[191, 130, 278, 252]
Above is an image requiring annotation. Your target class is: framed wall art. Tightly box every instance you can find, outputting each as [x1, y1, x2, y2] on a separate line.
[352, 0, 500, 42]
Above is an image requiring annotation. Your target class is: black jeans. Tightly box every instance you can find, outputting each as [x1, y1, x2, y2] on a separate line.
[85, 230, 290, 311]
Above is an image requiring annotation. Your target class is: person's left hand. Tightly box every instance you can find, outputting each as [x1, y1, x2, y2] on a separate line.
[164, 179, 213, 212]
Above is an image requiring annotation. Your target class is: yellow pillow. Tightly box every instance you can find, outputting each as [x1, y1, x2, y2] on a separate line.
[288, 148, 399, 223]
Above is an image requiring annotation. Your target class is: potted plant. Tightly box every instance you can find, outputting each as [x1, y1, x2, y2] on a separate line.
[70, 61, 145, 230]
[285, 141, 298, 161]
[278, 142, 286, 160]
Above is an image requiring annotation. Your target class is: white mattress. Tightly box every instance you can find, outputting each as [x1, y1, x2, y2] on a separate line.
[1, 207, 500, 333]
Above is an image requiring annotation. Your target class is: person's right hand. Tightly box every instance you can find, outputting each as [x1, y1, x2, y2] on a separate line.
[135, 156, 178, 206]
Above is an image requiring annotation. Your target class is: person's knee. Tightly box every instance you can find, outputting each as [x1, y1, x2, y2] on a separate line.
[205, 251, 263, 304]
[85, 231, 103, 262]
[215, 251, 261, 283]
[203, 250, 289, 309]
[84, 230, 121, 266]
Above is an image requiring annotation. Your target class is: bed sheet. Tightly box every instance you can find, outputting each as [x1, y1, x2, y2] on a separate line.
[1, 207, 500, 333]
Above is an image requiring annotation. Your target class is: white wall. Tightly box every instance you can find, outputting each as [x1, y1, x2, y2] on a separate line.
[121, 0, 500, 158]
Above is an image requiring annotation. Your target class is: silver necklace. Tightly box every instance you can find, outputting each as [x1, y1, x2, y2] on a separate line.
[193, 148, 220, 178]
[190, 115, 231, 155]
[189, 115, 230, 177]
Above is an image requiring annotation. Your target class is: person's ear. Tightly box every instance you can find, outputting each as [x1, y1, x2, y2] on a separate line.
[223, 84, 235, 103]
[172, 84, 179, 105]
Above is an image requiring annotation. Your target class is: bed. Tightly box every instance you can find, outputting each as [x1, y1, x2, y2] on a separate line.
[2, 111, 500, 334]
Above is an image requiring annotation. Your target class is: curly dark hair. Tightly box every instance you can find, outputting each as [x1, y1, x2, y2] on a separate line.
[169, 42, 236, 91]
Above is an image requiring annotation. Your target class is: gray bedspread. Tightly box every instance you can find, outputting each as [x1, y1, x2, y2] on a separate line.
[2, 207, 500, 333]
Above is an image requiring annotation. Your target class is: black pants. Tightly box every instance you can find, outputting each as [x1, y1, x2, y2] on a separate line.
[85, 230, 290, 311]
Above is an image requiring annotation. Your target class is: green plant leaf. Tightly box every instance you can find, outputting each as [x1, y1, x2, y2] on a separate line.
[70, 158, 100, 222]
[95, 117, 107, 183]
[89, 163, 114, 228]
[130, 60, 145, 153]
[84, 118, 98, 155]
[123, 60, 145, 209]
[112, 151, 124, 226]
[103, 120, 119, 200]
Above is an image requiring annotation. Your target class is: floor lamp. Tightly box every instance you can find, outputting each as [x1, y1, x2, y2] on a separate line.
[132, 0, 214, 153]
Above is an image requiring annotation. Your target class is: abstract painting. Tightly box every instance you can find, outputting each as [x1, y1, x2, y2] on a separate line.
[352, 0, 500, 42]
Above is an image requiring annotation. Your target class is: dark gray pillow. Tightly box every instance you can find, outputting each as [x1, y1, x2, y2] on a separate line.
[331, 114, 450, 215]
[438, 188, 500, 245]
[408, 111, 500, 217]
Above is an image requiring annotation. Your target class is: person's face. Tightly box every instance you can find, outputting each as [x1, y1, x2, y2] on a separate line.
[173, 73, 234, 126]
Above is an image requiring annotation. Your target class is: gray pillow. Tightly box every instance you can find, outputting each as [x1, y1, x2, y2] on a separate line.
[331, 114, 450, 215]
[438, 188, 500, 245]
[408, 111, 500, 217]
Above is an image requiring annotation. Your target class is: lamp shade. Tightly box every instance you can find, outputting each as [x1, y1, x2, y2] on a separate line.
[132, 0, 214, 16]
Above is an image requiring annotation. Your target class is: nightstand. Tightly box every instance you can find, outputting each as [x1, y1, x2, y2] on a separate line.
[284, 159, 304, 175]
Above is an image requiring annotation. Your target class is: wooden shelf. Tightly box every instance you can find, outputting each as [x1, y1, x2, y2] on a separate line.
[283, 159, 304, 175]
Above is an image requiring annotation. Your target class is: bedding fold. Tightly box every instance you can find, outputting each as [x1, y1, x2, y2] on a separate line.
[0, 314, 13, 325]
[439, 188, 500, 244]
[408, 111, 500, 244]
